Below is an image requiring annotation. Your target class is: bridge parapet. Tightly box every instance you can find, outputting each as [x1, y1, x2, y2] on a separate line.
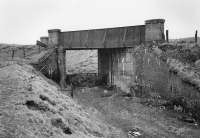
[40, 36, 49, 45]
[60, 25, 145, 49]
[145, 19, 165, 42]
[44, 19, 165, 50]
[48, 29, 61, 48]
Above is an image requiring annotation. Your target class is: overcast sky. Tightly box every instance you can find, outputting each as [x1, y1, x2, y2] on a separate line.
[0, 0, 199, 44]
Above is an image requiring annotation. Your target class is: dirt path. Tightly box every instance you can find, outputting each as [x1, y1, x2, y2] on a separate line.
[74, 87, 200, 138]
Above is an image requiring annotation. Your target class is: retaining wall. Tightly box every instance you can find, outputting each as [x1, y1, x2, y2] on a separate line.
[111, 45, 200, 105]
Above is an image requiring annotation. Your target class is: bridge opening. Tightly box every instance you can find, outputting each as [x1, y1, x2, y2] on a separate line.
[65, 50, 102, 87]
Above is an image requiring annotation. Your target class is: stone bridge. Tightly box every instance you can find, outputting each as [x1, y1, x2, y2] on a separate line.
[36, 19, 165, 93]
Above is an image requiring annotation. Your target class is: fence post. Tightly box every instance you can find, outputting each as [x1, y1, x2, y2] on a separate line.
[38, 45, 40, 53]
[23, 47, 25, 58]
[12, 50, 14, 59]
[195, 30, 198, 43]
[166, 30, 169, 43]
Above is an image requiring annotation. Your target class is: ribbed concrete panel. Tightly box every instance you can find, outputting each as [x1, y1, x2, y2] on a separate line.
[60, 25, 145, 49]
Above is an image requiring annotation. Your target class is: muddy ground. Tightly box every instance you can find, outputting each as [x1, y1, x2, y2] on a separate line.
[73, 87, 200, 138]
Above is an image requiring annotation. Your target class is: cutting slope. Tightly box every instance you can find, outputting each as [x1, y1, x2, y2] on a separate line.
[0, 63, 125, 138]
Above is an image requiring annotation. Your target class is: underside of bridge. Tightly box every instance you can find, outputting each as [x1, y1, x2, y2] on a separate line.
[98, 48, 136, 87]
[37, 19, 165, 93]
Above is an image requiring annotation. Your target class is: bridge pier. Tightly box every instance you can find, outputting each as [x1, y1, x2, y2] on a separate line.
[48, 29, 67, 89]
[98, 49, 114, 86]
[57, 46, 67, 88]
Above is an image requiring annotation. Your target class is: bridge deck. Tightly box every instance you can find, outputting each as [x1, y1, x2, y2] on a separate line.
[60, 25, 145, 50]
